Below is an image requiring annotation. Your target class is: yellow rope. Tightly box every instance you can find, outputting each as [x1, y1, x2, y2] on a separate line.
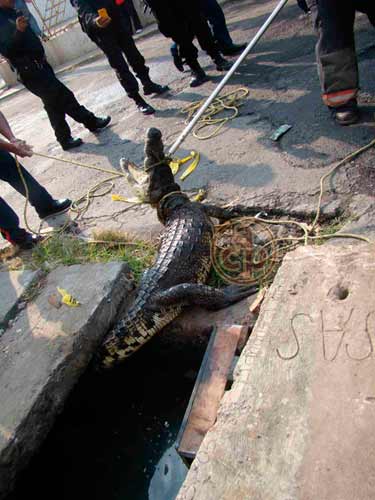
[13, 130, 375, 255]
[181, 87, 250, 140]
[312, 137, 375, 230]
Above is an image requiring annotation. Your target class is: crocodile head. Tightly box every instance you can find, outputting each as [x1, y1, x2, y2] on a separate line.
[121, 128, 181, 206]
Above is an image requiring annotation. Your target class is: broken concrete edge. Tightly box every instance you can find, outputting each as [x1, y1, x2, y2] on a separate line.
[0, 269, 45, 334]
[0, 262, 133, 499]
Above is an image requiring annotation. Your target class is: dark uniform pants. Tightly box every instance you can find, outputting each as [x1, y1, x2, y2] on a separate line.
[88, 23, 150, 98]
[0, 150, 54, 243]
[201, 0, 233, 49]
[308, 0, 375, 107]
[123, 0, 143, 32]
[19, 62, 96, 143]
[179, 14, 219, 64]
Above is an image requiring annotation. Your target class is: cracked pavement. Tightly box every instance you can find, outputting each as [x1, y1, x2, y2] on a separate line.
[1, 0, 375, 246]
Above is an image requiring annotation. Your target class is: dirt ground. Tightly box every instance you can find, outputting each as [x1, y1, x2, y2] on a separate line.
[1, 0, 375, 246]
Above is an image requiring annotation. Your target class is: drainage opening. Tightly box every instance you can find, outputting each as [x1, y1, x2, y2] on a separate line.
[329, 284, 350, 301]
[8, 333, 207, 500]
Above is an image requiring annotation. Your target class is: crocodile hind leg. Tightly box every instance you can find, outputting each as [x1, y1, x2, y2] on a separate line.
[153, 283, 258, 311]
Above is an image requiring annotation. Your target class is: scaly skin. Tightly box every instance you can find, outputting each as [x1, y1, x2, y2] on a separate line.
[100, 198, 214, 368]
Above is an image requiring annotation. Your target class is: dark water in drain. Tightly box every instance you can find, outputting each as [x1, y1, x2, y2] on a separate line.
[8, 339, 204, 500]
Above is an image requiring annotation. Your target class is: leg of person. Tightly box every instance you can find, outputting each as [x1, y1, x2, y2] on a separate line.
[192, 14, 232, 71]
[0, 197, 39, 248]
[297, 0, 310, 14]
[125, 0, 143, 32]
[0, 150, 71, 219]
[170, 42, 185, 72]
[309, 0, 359, 125]
[21, 70, 77, 149]
[21, 65, 110, 149]
[92, 30, 155, 115]
[178, 39, 210, 87]
[201, 0, 245, 55]
[116, 28, 169, 97]
[43, 64, 111, 137]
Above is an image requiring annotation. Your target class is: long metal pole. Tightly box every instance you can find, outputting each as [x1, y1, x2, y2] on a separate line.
[168, 0, 290, 155]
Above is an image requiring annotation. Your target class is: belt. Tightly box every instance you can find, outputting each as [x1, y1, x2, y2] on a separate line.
[14, 56, 47, 72]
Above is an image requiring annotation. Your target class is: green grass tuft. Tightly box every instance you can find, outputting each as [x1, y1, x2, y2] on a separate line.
[31, 231, 157, 282]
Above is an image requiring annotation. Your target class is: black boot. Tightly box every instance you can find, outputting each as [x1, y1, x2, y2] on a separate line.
[87, 115, 111, 132]
[330, 99, 360, 126]
[212, 54, 232, 71]
[38, 198, 72, 219]
[220, 43, 246, 56]
[132, 94, 155, 115]
[60, 137, 83, 151]
[1, 227, 43, 249]
[143, 81, 169, 96]
[187, 60, 210, 88]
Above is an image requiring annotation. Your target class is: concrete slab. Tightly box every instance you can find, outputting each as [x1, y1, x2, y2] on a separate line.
[0, 270, 40, 330]
[177, 244, 375, 500]
[0, 262, 133, 499]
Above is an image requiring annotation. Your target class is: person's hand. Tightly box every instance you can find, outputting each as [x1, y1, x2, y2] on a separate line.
[10, 139, 33, 157]
[16, 16, 29, 32]
[95, 15, 111, 28]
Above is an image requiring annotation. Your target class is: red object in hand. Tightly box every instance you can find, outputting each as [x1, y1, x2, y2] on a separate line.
[115, 0, 125, 5]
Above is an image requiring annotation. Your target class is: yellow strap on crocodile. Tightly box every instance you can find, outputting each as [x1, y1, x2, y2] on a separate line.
[169, 151, 200, 180]
[111, 194, 144, 204]
[57, 287, 81, 307]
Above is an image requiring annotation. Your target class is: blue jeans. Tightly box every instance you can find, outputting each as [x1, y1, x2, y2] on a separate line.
[201, 0, 233, 49]
[0, 151, 54, 243]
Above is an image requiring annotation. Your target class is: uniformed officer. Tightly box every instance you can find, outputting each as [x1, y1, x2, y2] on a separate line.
[145, 0, 232, 87]
[71, 0, 169, 115]
[0, 0, 111, 150]
[308, 0, 375, 125]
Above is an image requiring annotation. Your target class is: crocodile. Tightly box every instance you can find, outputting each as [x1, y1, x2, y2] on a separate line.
[97, 128, 258, 369]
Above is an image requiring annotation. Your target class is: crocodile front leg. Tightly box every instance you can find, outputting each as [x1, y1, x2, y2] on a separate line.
[153, 283, 258, 310]
[199, 203, 266, 222]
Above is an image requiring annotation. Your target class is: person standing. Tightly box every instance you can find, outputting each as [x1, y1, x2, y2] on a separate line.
[308, 0, 375, 125]
[71, 0, 168, 115]
[0, 111, 72, 249]
[0, 0, 111, 150]
[146, 0, 232, 87]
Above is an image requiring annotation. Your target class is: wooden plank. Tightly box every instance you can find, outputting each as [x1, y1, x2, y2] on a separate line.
[177, 324, 243, 460]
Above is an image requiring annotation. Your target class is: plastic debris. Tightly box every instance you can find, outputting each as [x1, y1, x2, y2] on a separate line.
[57, 287, 81, 307]
[111, 194, 144, 204]
[270, 124, 292, 141]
